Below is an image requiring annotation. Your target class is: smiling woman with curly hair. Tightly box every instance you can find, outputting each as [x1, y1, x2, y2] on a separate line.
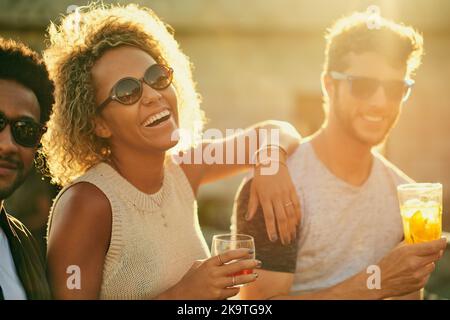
[43, 3, 301, 300]
[42, 4, 204, 186]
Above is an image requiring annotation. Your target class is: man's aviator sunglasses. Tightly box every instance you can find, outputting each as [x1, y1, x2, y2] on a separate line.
[329, 71, 415, 102]
[0, 112, 46, 148]
[97, 64, 173, 111]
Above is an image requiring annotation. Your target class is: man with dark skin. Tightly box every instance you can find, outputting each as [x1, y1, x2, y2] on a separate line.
[0, 38, 52, 300]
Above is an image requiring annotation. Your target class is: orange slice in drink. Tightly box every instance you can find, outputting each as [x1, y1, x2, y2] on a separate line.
[410, 210, 428, 243]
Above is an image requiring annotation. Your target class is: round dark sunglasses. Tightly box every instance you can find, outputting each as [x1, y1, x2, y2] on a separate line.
[97, 64, 173, 111]
[329, 71, 415, 102]
[0, 112, 47, 148]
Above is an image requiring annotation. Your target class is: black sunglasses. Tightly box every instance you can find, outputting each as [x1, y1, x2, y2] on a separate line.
[329, 71, 415, 102]
[97, 64, 173, 111]
[0, 112, 47, 148]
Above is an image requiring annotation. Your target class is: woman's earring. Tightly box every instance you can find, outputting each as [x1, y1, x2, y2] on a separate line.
[100, 146, 111, 158]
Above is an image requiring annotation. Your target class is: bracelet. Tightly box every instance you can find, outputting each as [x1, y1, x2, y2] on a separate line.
[254, 159, 288, 170]
[265, 144, 288, 157]
[252, 144, 287, 164]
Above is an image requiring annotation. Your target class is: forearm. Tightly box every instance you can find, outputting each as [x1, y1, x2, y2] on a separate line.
[198, 120, 300, 183]
[271, 271, 386, 300]
[153, 285, 181, 300]
[205, 120, 299, 164]
[260, 120, 301, 156]
[386, 290, 423, 300]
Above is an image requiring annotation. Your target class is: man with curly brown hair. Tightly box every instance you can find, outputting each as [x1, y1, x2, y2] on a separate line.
[0, 38, 53, 300]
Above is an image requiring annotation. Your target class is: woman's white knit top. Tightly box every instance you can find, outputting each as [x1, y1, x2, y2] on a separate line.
[49, 157, 210, 299]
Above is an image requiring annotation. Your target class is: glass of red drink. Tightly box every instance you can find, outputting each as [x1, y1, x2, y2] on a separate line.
[211, 234, 255, 286]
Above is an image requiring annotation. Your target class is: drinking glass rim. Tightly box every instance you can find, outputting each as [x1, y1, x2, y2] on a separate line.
[397, 183, 442, 192]
[212, 233, 254, 242]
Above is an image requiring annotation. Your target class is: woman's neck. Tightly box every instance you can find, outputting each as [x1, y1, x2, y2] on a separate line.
[108, 147, 166, 195]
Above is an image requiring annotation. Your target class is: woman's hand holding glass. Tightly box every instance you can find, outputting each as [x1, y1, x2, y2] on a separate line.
[168, 248, 260, 300]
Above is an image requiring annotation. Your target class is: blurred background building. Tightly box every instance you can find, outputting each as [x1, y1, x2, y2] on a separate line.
[1, 0, 449, 298]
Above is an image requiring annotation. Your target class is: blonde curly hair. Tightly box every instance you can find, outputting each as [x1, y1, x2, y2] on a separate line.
[41, 3, 205, 186]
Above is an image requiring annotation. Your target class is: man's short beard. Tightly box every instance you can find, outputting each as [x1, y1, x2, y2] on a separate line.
[333, 92, 395, 146]
[0, 167, 28, 200]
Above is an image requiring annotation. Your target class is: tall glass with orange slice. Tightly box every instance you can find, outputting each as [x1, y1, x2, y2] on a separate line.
[397, 183, 442, 244]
